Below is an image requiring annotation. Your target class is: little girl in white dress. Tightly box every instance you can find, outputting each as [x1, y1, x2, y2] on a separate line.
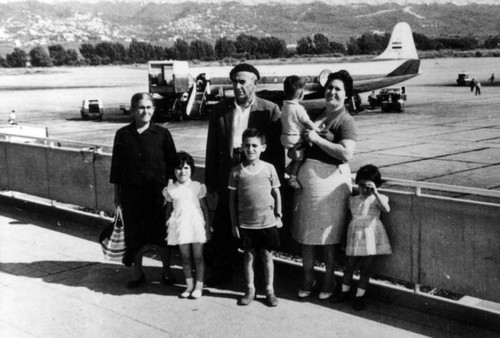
[331, 164, 391, 311]
[164, 151, 210, 299]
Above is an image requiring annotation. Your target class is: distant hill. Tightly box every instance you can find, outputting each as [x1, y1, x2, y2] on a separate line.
[1, 1, 499, 50]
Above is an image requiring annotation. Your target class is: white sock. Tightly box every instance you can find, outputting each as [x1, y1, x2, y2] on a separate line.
[194, 281, 203, 290]
[266, 285, 274, 294]
[356, 288, 366, 297]
[342, 284, 351, 293]
[185, 278, 194, 292]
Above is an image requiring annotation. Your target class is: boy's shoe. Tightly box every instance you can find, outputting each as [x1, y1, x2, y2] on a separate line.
[353, 296, 366, 311]
[126, 273, 146, 289]
[330, 291, 349, 303]
[238, 289, 256, 306]
[287, 176, 302, 189]
[265, 293, 279, 307]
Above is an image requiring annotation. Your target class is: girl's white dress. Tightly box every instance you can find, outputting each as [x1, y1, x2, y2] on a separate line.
[163, 179, 207, 245]
[345, 194, 392, 256]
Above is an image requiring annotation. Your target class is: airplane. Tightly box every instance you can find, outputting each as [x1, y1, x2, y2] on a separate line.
[148, 22, 420, 120]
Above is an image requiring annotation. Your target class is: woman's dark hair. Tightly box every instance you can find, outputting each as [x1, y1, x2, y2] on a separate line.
[130, 92, 154, 109]
[355, 164, 384, 187]
[242, 128, 266, 144]
[326, 70, 354, 98]
[173, 151, 195, 181]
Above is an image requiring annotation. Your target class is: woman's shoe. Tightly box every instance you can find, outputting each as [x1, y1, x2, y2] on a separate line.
[126, 273, 146, 289]
[265, 292, 279, 307]
[318, 292, 333, 300]
[297, 289, 312, 298]
[297, 280, 316, 299]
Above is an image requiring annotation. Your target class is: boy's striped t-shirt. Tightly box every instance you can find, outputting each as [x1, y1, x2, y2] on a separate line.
[228, 161, 281, 229]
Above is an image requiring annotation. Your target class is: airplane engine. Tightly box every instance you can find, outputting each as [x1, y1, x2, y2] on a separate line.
[318, 69, 332, 87]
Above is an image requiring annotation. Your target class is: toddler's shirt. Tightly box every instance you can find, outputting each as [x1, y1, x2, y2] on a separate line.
[281, 100, 312, 136]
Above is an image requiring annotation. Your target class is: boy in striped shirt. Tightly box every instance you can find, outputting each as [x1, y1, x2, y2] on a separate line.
[229, 128, 283, 307]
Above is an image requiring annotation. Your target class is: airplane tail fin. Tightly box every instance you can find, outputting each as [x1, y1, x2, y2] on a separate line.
[375, 22, 418, 60]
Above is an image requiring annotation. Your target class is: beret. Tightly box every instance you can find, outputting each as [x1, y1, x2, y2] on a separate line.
[229, 63, 260, 81]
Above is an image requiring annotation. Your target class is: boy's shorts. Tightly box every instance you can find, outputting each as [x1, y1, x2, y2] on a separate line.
[240, 226, 280, 251]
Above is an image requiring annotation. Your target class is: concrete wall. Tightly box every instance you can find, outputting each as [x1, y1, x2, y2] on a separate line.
[1, 140, 499, 303]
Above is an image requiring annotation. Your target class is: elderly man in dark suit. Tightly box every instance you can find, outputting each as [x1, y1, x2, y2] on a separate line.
[205, 63, 284, 285]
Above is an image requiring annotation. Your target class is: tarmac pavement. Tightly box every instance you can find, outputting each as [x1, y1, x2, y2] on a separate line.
[0, 202, 498, 338]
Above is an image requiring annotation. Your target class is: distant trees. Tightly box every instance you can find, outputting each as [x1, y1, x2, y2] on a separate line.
[214, 35, 286, 59]
[6, 48, 28, 67]
[296, 34, 346, 55]
[190, 39, 215, 60]
[173, 39, 191, 60]
[484, 35, 500, 49]
[29, 46, 52, 67]
[214, 37, 237, 59]
[1, 29, 499, 69]
[48, 44, 67, 66]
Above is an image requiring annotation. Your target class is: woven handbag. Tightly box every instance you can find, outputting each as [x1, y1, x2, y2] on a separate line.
[100, 207, 126, 262]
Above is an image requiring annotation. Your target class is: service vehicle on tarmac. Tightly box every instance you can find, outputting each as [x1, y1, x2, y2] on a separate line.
[378, 87, 406, 113]
[456, 72, 472, 86]
[368, 87, 407, 112]
[80, 99, 103, 120]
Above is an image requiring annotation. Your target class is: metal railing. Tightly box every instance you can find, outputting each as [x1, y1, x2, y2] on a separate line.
[1, 133, 499, 308]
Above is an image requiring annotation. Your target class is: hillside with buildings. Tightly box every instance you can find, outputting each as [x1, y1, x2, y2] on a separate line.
[1, 1, 499, 50]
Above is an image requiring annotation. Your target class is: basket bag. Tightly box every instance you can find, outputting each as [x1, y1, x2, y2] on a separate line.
[100, 207, 126, 261]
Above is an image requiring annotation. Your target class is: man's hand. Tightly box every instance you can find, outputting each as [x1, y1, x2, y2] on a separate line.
[276, 217, 283, 229]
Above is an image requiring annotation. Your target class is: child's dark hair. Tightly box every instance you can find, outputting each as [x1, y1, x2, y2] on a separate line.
[173, 151, 195, 181]
[355, 164, 384, 187]
[242, 128, 266, 144]
[283, 75, 305, 100]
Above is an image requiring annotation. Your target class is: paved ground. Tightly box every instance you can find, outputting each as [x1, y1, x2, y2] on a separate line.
[0, 202, 497, 338]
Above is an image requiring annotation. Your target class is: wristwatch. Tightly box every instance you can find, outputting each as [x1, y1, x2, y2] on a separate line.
[275, 212, 283, 218]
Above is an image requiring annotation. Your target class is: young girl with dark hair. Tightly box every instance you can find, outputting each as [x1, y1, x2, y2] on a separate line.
[163, 151, 210, 299]
[331, 164, 391, 310]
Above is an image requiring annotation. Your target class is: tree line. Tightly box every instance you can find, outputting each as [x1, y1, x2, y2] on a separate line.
[1, 32, 499, 68]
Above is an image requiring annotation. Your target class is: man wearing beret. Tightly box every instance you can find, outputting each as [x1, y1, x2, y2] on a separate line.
[205, 63, 284, 285]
